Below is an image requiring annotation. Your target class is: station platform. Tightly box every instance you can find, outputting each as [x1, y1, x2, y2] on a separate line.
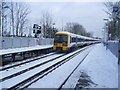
[0, 45, 53, 55]
[0, 43, 118, 88]
[81, 43, 118, 88]
[64, 43, 118, 88]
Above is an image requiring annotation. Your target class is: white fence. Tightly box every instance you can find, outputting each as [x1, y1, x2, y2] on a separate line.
[103, 41, 118, 58]
[0, 37, 54, 49]
[106, 41, 118, 58]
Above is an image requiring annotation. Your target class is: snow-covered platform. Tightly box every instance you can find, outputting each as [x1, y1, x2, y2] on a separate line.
[0, 45, 53, 55]
[64, 43, 118, 88]
[27, 43, 118, 88]
[0, 43, 118, 89]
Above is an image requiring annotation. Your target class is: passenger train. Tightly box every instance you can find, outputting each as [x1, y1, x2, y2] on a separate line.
[53, 31, 99, 52]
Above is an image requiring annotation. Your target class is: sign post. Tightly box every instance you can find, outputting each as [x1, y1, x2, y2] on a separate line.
[33, 24, 42, 38]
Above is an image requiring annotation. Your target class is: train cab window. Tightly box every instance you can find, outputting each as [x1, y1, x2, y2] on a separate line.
[72, 37, 74, 42]
[54, 34, 68, 43]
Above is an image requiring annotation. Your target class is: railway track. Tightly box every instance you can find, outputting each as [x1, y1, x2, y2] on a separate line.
[0, 53, 66, 82]
[1, 45, 93, 90]
[0, 52, 56, 71]
[58, 49, 91, 89]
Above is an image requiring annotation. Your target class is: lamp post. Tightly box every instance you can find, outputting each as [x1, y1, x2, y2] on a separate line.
[4, 5, 14, 36]
[102, 28, 106, 43]
[1, 5, 7, 36]
[52, 23, 55, 38]
[103, 18, 109, 41]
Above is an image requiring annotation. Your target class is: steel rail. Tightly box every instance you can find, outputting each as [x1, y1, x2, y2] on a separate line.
[58, 49, 92, 90]
[0, 53, 56, 71]
[0, 53, 66, 82]
[8, 47, 87, 90]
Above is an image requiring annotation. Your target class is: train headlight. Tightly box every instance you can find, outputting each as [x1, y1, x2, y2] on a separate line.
[62, 42, 67, 46]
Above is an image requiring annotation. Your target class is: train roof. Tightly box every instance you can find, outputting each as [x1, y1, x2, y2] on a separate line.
[55, 31, 99, 41]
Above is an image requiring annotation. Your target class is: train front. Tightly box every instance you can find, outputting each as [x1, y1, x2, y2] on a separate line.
[53, 33, 69, 52]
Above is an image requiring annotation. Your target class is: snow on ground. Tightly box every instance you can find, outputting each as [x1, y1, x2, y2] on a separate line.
[1, 54, 66, 88]
[0, 54, 62, 80]
[0, 45, 53, 55]
[1, 45, 90, 88]
[0, 52, 54, 69]
[63, 43, 118, 88]
[28, 45, 93, 88]
[0, 43, 118, 89]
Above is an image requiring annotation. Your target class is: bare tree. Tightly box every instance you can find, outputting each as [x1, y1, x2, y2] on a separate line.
[40, 11, 54, 38]
[65, 22, 73, 33]
[2, 1, 15, 36]
[104, 1, 120, 40]
[1, 2, 8, 36]
[64, 22, 92, 37]
[10, 2, 15, 36]
[14, 2, 30, 36]
[104, 1, 120, 19]
[72, 23, 86, 35]
[1, 1, 30, 37]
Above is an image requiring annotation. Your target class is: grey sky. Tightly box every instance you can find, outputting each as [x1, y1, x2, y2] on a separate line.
[28, 2, 108, 38]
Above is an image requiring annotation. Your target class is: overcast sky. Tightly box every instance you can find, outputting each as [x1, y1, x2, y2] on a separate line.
[28, 1, 109, 38]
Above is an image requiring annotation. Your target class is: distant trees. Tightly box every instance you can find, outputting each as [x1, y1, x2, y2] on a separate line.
[15, 2, 30, 36]
[1, 1, 30, 37]
[40, 11, 58, 38]
[104, 2, 120, 19]
[64, 22, 93, 37]
[105, 20, 118, 40]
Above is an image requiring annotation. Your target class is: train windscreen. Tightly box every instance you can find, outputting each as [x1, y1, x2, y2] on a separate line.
[54, 34, 68, 43]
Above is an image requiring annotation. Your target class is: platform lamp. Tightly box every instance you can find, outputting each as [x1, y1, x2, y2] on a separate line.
[103, 18, 109, 42]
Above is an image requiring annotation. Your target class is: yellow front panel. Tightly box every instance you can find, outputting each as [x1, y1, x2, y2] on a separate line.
[55, 33, 68, 36]
[53, 44, 68, 51]
[54, 33, 70, 51]
[63, 46, 67, 50]
[53, 46, 56, 50]
[57, 43, 62, 47]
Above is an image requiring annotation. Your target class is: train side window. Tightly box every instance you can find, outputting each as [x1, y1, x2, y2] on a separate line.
[72, 37, 75, 42]
[79, 38, 82, 42]
[75, 38, 77, 42]
[81, 39, 83, 42]
[73, 37, 75, 42]
[72, 37, 74, 42]
[70, 37, 72, 43]
[78, 38, 80, 42]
